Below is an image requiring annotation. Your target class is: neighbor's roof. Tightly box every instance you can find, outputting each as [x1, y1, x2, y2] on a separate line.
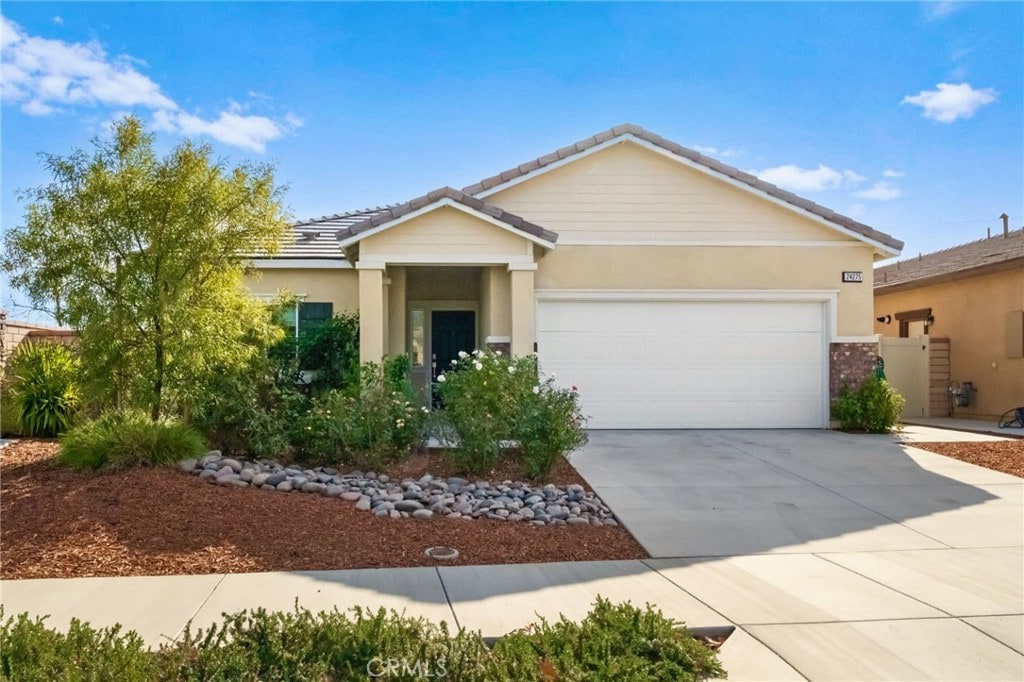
[335, 186, 558, 246]
[462, 123, 904, 254]
[875, 229, 1023, 291]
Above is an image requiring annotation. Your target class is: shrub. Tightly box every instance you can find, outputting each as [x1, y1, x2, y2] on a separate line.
[59, 410, 206, 471]
[518, 379, 588, 479]
[436, 350, 587, 476]
[0, 610, 155, 682]
[8, 341, 80, 437]
[297, 358, 425, 468]
[491, 597, 725, 681]
[0, 383, 22, 437]
[1, 601, 725, 682]
[296, 312, 361, 394]
[193, 357, 302, 459]
[832, 375, 906, 433]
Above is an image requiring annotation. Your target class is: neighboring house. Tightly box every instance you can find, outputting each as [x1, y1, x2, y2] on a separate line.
[246, 124, 903, 429]
[874, 224, 1024, 420]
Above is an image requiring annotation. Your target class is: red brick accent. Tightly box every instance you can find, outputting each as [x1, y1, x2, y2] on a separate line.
[829, 342, 879, 401]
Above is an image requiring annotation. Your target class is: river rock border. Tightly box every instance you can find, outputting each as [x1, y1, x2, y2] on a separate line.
[180, 451, 619, 526]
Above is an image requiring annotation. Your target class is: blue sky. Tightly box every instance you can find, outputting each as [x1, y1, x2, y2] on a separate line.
[3, 2, 1022, 321]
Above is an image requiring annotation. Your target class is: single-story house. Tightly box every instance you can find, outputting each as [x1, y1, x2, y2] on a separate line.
[874, 222, 1023, 420]
[246, 124, 903, 429]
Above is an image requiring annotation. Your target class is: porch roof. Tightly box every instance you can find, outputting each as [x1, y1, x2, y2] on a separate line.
[335, 186, 559, 249]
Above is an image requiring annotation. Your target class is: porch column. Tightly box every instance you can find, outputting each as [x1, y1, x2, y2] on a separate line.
[387, 266, 407, 356]
[358, 263, 386, 363]
[509, 264, 536, 357]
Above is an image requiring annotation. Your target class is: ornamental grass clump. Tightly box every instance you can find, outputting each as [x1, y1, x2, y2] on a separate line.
[436, 349, 587, 476]
[8, 341, 80, 437]
[59, 409, 206, 471]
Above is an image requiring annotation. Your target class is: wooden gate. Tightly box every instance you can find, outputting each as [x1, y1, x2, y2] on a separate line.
[880, 336, 929, 419]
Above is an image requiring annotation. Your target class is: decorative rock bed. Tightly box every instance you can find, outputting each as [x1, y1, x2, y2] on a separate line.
[180, 451, 619, 526]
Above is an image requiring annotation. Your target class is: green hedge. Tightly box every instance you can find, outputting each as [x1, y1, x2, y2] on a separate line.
[1, 599, 725, 682]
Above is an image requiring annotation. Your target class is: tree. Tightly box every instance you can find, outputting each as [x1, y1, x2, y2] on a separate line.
[2, 116, 289, 420]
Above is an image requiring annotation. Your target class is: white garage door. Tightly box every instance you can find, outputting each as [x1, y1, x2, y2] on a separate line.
[536, 298, 826, 429]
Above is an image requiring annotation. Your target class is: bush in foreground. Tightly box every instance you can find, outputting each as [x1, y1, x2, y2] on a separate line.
[59, 410, 206, 471]
[0, 599, 725, 682]
[832, 375, 905, 433]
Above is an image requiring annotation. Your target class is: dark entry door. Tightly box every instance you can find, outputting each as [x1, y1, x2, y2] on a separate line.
[431, 310, 475, 381]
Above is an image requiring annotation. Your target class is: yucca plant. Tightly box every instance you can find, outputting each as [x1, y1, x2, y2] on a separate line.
[10, 341, 81, 437]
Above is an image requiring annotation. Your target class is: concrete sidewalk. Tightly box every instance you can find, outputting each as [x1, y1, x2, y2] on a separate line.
[2, 427, 1022, 680]
[903, 416, 1024, 438]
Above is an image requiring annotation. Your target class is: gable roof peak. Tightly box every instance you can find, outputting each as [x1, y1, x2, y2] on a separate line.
[463, 123, 904, 255]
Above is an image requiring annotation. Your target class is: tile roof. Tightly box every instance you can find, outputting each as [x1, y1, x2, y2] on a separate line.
[252, 206, 395, 260]
[335, 187, 559, 245]
[875, 229, 1024, 290]
[462, 123, 904, 253]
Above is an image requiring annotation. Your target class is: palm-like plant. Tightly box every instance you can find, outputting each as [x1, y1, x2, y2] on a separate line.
[11, 341, 80, 437]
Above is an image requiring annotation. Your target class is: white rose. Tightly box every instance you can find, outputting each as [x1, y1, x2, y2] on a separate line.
[458, 351, 468, 359]
[437, 374, 446, 383]
[532, 385, 540, 394]
[507, 366, 516, 374]
[474, 361, 483, 370]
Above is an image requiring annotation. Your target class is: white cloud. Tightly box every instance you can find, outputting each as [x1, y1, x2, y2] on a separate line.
[902, 82, 997, 123]
[847, 203, 867, 218]
[0, 14, 300, 151]
[843, 170, 867, 184]
[755, 164, 844, 192]
[155, 109, 297, 153]
[853, 181, 901, 201]
[924, 2, 964, 22]
[692, 144, 740, 158]
[52, 16, 63, 26]
[882, 169, 905, 178]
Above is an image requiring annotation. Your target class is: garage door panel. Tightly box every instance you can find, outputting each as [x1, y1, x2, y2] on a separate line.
[536, 298, 826, 429]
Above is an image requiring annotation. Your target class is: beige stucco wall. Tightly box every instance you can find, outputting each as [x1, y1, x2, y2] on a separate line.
[537, 245, 876, 337]
[487, 141, 852, 244]
[874, 267, 1024, 419]
[406, 266, 481, 301]
[360, 206, 532, 260]
[244, 268, 359, 313]
[479, 267, 512, 340]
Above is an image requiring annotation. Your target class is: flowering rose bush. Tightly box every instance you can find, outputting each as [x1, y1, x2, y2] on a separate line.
[297, 358, 425, 468]
[435, 349, 587, 476]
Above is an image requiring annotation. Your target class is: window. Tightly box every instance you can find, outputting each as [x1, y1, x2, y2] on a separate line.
[276, 300, 333, 342]
[410, 309, 425, 366]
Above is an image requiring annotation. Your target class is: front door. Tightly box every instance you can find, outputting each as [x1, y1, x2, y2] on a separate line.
[431, 310, 475, 381]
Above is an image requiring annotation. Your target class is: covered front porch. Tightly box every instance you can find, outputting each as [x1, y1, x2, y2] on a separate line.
[336, 187, 557, 396]
[357, 263, 537, 396]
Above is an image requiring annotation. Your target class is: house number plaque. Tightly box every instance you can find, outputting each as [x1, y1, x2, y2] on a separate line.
[842, 271, 863, 283]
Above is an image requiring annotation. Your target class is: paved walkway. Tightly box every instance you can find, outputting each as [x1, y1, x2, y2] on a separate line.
[903, 416, 1024, 438]
[2, 428, 1022, 680]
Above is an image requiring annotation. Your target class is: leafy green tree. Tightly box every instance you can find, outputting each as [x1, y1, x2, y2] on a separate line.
[2, 117, 289, 420]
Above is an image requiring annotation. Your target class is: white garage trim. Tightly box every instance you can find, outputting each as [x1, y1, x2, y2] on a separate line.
[532, 288, 835, 428]
[536, 289, 840, 341]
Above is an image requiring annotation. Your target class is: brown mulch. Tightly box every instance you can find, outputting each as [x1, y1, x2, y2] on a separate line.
[0, 440, 646, 580]
[911, 439, 1024, 478]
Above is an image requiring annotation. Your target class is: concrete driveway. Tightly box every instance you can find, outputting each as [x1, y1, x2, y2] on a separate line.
[570, 428, 1024, 680]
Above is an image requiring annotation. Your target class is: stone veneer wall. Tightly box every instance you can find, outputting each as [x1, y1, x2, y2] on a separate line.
[829, 342, 879, 401]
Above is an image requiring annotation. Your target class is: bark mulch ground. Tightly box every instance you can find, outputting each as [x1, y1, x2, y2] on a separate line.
[910, 438, 1024, 479]
[0, 440, 647, 580]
